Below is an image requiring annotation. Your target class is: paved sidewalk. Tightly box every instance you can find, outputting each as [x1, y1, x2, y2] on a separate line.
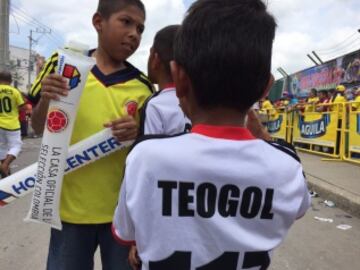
[299, 152, 360, 218]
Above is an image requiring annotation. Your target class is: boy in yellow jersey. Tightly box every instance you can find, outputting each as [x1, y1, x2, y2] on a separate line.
[28, 0, 153, 269]
[0, 71, 25, 178]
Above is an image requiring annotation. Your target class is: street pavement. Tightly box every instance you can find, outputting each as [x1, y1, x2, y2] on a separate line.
[0, 138, 359, 269]
[299, 152, 360, 218]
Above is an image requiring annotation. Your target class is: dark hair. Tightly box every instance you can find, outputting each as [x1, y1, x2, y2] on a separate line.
[0, 70, 12, 83]
[311, 88, 317, 95]
[97, 0, 145, 19]
[174, 0, 276, 112]
[153, 25, 180, 76]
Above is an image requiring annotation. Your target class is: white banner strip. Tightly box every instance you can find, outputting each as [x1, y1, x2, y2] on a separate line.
[26, 49, 96, 230]
[0, 128, 133, 207]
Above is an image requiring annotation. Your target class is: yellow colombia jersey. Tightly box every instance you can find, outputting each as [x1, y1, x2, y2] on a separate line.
[29, 52, 153, 224]
[330, 94, 347, 119]
[0, 84, 25, 130]
[260, 100, 278, 120]
[260, 100, 274, 112]
[305, 97, 319, 112]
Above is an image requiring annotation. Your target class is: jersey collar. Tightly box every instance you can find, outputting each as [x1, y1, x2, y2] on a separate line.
[191, 124, 256, 140]
[162, 83, 176, 91]
[88, 49, 141, 87]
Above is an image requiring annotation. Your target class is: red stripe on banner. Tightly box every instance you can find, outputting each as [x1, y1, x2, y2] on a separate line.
[111, 223, 136, 246]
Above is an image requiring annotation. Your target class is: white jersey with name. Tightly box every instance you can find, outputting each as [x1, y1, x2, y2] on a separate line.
[113, 124, 310, 270]
[139, 87, 191, 135]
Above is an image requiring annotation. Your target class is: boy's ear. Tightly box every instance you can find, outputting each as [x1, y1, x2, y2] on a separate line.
[152, 52, 161, 70]
[260, 74, 275, 100]
[92, 12, 103, 33]
[170, 60, 191, 99]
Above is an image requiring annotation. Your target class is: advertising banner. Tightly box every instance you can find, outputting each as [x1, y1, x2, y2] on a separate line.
[267, 114, 286, 140]
[283, 49, 360, 97]
[292, 111, 338, 147]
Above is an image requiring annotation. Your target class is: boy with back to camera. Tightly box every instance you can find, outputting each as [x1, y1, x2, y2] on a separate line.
[139, 24, 191, 136]
[0, 71, 25, 178]
[28, 0, 153, 269]
[113, 0, 310, 269]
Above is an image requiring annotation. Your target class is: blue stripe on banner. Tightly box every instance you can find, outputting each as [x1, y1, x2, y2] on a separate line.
[0, 190, 12, 200]
[357, 114, 360, 134]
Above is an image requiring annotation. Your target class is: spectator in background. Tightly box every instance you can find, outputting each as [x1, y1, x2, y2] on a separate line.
[19, 94, 32, 138]
[328, 88, 336, 100]
[351, 87, 358, 101]
[0, 71, 25, 178]
[273, 93, 290, 112]
[331, 84, 347, 114]
[289, 93, 298, 107]
[316, 90, 331, 112]
[305, 88, 319, 112]
[295, 95, 307, 116]
[332, 85, 347, 155]
[259, 96, 277, 121]
[282, 93, 290, 107]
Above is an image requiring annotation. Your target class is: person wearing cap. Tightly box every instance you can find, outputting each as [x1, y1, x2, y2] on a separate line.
[352, 88, 360, 111]
[331, 85, 347, 154]
[332, 85, 347, 103]
[281, 92, 290, 107]
[331, 84, 347, 114]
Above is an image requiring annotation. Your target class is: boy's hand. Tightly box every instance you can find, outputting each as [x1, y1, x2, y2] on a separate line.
[246, 109, 272, 141]
[104, 115, 138, 142]
[40, 74, 69, 102]
[128, 245, 141, 270]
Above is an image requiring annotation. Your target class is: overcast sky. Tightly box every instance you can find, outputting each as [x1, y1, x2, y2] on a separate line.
[9, 0, 360, 79]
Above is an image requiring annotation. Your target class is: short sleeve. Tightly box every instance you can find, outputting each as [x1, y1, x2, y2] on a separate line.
[28, 52, 59, 105]
[112, 168, 136, 245]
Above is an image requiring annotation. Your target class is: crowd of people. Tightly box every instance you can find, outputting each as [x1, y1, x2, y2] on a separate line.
[259, 85, 360, 119]
[1, 1, 313, 270]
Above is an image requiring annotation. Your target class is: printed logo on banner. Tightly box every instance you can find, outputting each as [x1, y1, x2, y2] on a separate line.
[125, 101, 138, 117]
[47, 109, 69, 133]
[299, 114, 330, 138]
[62, 64, 81, 90]
[267, 115, 283, 134]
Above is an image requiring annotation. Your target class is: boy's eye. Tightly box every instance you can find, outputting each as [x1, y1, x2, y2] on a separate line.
[120, 18, 131, 25]
[137, 25, 145, 34]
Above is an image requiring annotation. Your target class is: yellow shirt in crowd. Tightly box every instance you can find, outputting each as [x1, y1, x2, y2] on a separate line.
[0, 84, 25, 130]
[305, 97, 319, 112]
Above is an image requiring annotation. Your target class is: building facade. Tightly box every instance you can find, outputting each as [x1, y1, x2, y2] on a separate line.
[9, 45, 45, 93]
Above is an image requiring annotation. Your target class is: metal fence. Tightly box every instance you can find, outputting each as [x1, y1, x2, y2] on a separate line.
[262, 102, 360, 165]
